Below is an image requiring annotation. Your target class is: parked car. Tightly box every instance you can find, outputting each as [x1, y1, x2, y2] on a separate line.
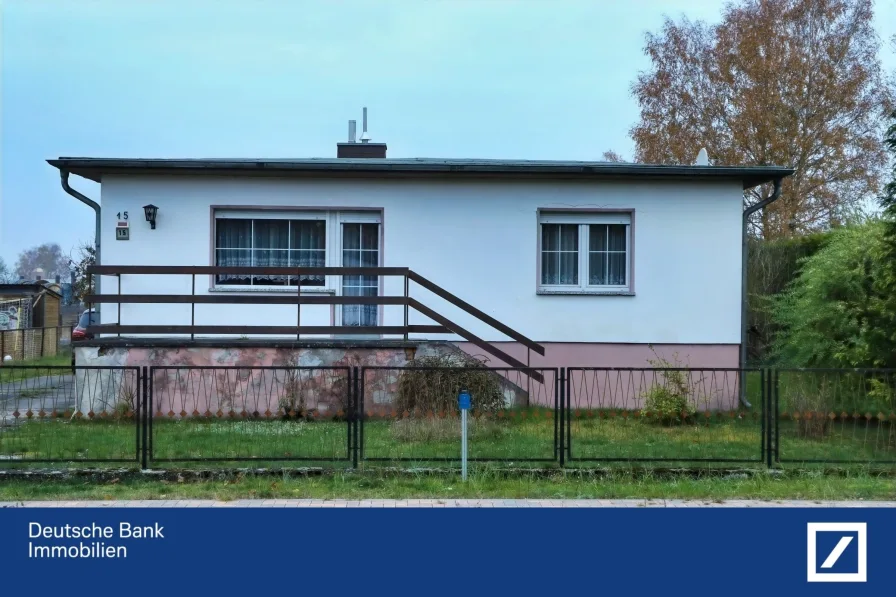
[71, 309, 97, 341]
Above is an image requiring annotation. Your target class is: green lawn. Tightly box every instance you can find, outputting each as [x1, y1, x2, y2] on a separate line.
[0, 470, 894, 501]
[0, 354, 72, 383]
[1, 410, 893, 467]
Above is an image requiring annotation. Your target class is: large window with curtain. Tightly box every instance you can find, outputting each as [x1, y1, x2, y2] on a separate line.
[538, 211, 632, 293]
[214, 213, 327, 287]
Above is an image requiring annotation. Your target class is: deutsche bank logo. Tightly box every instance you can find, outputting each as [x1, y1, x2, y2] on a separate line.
[806, 523, 867, 583]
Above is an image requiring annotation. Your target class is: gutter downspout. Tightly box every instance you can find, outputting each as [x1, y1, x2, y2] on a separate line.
[60, 170, 100, 306]
[740, 177, 782, 407]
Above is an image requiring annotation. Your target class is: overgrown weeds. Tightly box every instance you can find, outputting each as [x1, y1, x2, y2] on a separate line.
[395, 353, 505, 415]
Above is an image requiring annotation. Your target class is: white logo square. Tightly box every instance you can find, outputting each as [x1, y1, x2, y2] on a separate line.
[807, 522, 867, 583]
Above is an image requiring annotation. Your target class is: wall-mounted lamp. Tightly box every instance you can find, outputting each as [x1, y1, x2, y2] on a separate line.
[143, 204, 158, 229]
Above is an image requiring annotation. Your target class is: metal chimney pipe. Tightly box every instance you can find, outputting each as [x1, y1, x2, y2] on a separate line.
[361, 107, 370, 143]
[348, 120, 357, 143]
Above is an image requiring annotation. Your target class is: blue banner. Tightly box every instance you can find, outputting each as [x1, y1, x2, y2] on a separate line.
[0, 507, 892, 595]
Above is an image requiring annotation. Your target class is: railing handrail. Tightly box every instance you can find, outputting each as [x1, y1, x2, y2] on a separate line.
[83, 265, 546, 382]
[87, 324, 447, 335]
[87, 265, 408, 276]
[86, 266, 544, 348]
[85, 295, 408, 305]
[408, 270, 545, 356]
[407, 298, 542, 381]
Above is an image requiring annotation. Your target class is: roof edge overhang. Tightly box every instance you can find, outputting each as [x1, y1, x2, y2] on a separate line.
[0, 283, 63, 299]
[47, 157, 794, 190]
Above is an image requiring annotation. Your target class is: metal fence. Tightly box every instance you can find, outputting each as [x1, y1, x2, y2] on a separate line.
[147, 366, 353, 466]
[358, 366, 559, 464]
[0, 365, 140, 464]
[565, 368, 768, 465]
[1, 365, 894, 469]
[773, 369, 896, 465]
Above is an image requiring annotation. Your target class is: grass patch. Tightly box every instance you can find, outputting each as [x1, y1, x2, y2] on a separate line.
[390, 417, 507, 443]
[1, 410, 894, 466]
[0, 354, 72, 382]
[0, 470, 894, 501]
[0, 419, 137, 462]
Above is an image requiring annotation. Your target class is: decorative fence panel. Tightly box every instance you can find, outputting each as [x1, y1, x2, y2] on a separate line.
[0, 365, 141, 464]
[565, 368, 768, 465]
[773, 369, 896, 465]
[147, 366, 353, 465]
[1, 365, 894, 470]
[357, 366, 560, 465]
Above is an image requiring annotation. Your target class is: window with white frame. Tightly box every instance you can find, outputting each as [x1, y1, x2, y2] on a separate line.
[213, 210, 381, 293]
[215, 212, 327, 287]
[538, 212, 631, 293]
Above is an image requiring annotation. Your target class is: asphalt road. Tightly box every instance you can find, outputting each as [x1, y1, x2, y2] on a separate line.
[0, 375, 77, 426]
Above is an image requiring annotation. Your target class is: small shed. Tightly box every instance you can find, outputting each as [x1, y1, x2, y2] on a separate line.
[0, 283, 63, 329]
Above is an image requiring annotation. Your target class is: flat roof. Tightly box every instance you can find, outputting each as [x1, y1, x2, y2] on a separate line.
[0, 283, 62, 299]
[48, 157, 793, 189]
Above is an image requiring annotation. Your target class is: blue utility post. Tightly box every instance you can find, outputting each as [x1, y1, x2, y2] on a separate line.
[458, 389, 471, 481]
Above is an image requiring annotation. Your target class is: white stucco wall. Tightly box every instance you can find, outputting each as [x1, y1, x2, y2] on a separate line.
[97, 175, 744, 344]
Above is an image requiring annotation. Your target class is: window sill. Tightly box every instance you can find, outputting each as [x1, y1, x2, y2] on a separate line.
[537, 289, 635, 297]
[209, 287, 337, 295]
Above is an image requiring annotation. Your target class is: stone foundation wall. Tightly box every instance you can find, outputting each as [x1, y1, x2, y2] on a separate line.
[74, 342, 530, 417]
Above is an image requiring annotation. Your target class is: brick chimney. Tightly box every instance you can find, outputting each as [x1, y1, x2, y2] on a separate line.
[337, 107, 386, 158]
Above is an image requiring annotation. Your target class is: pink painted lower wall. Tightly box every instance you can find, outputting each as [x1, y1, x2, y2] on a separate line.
[453, 342, 739, 370]
[454, 342, 744, 411]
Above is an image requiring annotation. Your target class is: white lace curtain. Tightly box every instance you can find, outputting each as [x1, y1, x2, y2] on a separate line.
[215, 219, 325, 286]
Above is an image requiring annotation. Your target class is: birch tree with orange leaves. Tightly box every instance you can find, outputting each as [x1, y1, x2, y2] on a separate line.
[631, 0, 893, 238]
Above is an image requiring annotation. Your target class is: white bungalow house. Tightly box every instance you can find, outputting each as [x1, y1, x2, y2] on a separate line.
[48, 125, 792, 385]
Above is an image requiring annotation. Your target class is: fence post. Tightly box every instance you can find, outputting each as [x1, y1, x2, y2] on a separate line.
[558, 369, 565, 467]
[770, 369, 781, 463]
[1, 330, 5, 359]
[136, 368, 142, 466]
[351, 367, 359, 468]
[759, 369, 765, 465]
[142, 366, 149, 469]
[765, 369, 773, 469]
[359, 367, 365, 462]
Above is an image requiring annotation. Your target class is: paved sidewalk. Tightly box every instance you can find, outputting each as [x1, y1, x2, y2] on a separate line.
[2, 499, 895, 508]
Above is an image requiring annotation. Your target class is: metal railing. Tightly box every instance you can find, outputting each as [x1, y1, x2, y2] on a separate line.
[83, 265, 546, 382]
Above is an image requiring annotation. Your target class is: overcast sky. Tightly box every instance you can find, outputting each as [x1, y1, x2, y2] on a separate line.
[1, 0, 895, 270]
